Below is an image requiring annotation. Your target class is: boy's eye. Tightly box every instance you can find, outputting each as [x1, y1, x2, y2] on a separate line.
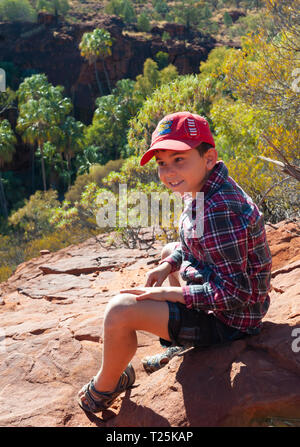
[175, 157, 184, 162]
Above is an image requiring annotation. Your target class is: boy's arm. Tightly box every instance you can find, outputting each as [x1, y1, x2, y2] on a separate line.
[182, 205, 270, 312]
[159, 243, 183, 273]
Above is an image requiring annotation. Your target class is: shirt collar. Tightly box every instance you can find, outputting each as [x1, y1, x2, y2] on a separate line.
[200, 160, 228, 199]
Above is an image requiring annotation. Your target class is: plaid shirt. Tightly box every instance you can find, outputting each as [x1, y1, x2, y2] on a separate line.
[162, 161, 272, 334]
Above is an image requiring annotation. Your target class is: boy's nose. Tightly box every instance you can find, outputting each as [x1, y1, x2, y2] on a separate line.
[162, 165, 177, 176]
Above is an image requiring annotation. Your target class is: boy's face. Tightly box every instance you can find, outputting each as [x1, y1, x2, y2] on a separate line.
[155, 148, 217, 198]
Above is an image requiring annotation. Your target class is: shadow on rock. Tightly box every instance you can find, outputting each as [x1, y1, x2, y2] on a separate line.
[175, 321, 300, 426]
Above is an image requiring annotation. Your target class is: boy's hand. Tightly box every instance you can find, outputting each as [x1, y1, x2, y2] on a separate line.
[120, 286, 185, 304]
[144, 262, 172, 287]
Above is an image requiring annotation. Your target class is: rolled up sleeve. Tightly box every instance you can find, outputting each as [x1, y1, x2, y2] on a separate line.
[160, 243, 183, 273]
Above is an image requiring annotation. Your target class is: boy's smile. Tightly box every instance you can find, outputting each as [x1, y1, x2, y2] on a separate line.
[155, 148, 217, 198]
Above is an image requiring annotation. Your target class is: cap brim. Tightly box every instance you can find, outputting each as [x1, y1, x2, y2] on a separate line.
[140, 139, 199, 166]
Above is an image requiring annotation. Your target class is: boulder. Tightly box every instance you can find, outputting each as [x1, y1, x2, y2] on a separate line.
[0, 220, 299, 427]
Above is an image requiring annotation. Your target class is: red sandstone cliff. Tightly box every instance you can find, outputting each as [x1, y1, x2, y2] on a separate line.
[1, 14, 216, 125]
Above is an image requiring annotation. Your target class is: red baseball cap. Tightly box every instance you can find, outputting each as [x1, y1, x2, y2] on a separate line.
[140, 111, 215, 166]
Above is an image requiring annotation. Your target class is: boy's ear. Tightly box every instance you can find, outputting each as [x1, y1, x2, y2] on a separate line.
[205, 147, 218, 170]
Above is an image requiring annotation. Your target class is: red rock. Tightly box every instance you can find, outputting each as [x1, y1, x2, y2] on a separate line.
[0, 220, 299, 427]
[40, 250, 50, 255]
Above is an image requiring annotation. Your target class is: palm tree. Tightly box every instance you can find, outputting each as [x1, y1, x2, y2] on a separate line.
[58, 116, 85, 185]
[0, 120, 16, 218]
[17, 74, 62, 191]
[17, 73, 52, 104]
[17, 88, 72, 191]
[79, 28, 113, 95]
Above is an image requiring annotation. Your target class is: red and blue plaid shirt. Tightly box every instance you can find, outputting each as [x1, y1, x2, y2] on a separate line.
[162, 161, 272, 334]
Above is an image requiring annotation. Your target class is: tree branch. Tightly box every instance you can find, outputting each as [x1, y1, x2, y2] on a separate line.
[260, 134, 300, 182]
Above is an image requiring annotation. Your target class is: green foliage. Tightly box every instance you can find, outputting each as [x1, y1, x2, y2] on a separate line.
[79, 28, 113, 94]
[122, 0, 136, 23]
[17, 73, 58, 104]
[74, 145, 101, 175]
[35, 0, 70, 16]
[223, 2, 300, 164]
[226, 157, 299, 223]
[65, 159, 124, 204]
[50, 182, 107, 231]
[170, 0, 204, 30]
[128, 74, 211, 156]
[0, 232, 24, 280]
[0, 223, 98, 282]
[57, 116, 85, 182]
[152, 0, 169, 17]
[88, 159, 124, 185]
[102, 155, 160, 192]
[0, 88, 16, 117]
[0, 0, 37, 22]
[79, 28, 112, 64]
[49, 154, 178, 247]
[105, 0, 136, 23]
[161, 31, 171, 42]
[137, 11, 151, 32]
[104, 0, 124, 16]
[159, 64, 179, 86]
[169, 0, 216, 32]
[154, 51, 169, 70]
[16, 74, 73, 191]
[0, 264, 13, 283]
[0, 119, 16, 218]
[210, 96, 271, 159]
[134, 58, 160, 100]
[0, 119, 16, 167]
[223, 11, 233, 27]
[85, 78, 140, 163]
[228, 13, 265, 39]
[133, 58, 179, 102]
[198, 46, 234, 104]
[8, 189, 60, 239]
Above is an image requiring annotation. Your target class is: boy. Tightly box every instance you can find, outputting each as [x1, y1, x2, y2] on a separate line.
[78, 111, 272, 414]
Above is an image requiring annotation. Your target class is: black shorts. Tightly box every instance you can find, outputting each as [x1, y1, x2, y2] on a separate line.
[160, 301, 249, 349]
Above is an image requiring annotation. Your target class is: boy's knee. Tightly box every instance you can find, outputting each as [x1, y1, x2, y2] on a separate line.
[161, 242, 179, 260]
[104, 293, 136, 326]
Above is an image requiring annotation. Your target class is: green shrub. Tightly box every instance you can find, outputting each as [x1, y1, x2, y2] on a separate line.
[8, 189, 60, 240]
[0, 0, 36, 22]
[223, 11, 233, 27]
[154, 51, 169, 70]
[137, 12, 151, 32]
[65, 159, 124, 204]
[162, 31, 171, 42]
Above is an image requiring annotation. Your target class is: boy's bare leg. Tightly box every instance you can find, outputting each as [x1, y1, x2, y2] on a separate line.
[78, 294, 171, 400]
[78, 242, 181, 404]
[161, 242, 183, 287]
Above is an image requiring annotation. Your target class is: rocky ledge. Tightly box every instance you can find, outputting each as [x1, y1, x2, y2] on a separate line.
[0, 220, 299, 427]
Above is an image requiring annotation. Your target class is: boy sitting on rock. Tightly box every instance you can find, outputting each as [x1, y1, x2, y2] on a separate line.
[78, 111, 272, 414]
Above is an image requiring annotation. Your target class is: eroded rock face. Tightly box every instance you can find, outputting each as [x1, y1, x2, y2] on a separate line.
[0, 15, 216, 126]
[0, 14, 218, 174]
[0, 221, 299, 427]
